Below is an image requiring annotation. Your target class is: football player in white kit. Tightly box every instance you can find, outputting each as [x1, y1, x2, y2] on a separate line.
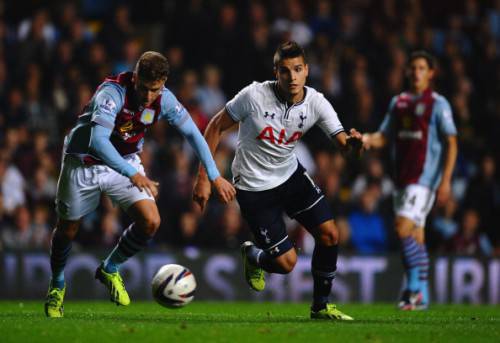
[193, 41, 363, 320]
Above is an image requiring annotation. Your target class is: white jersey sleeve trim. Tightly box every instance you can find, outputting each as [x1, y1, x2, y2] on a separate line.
[225, 105, 240, 122]
[329, 128, 345, 138]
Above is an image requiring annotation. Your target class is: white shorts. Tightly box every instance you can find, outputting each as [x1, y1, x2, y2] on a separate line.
[393, 184, 435, 228]
[55, 154, 154, 220]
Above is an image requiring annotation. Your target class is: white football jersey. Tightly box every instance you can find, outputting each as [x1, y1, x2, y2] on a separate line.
[226, 81, 344, 191]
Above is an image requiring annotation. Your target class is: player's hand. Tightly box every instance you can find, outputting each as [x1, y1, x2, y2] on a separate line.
[212, 176, 236, 204]
[193, 177, 212, 212]
[362, 133, 372, 150]
[346, 128, 364, 156]
[436, 181, 451, 207]
[129, 173, 159, 198]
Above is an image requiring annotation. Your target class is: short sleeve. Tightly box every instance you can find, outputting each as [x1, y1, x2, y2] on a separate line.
[225, 83, 255, 122]
[379, 96, 398, 136]
[159, 88, 189, 127]
[435, 97, 457, 136]
[314, 94, 344, 137]
[91, 83, 125, 129]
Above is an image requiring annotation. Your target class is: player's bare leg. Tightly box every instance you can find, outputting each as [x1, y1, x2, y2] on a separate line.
[396, 216, 423, 310]
[96, 199, 160, 306]
[307, 220, 353, 320]
[45, 218, 81, 318]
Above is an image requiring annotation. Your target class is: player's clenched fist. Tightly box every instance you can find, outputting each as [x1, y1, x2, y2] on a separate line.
[346, 128, 363, 150]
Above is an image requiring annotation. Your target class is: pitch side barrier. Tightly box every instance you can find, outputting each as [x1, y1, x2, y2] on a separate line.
[0, 251, 498, 304]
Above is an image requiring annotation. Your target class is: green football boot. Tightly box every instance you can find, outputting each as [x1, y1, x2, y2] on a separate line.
[95, 265, 130, 306]
[310, 303, 354, 321]
[44, 285, 66, 318]
[241, 241, 266, 292]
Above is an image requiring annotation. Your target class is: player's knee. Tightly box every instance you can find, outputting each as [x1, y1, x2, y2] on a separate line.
[316, 223, 339, 246]
[58, 228, 77, 240]
[56, 220, 80, 240]
[395, 226, 410, 239]
[395, 217, 413, 238]
[141, 213, 161, 236]
[317, 229, 338, 246]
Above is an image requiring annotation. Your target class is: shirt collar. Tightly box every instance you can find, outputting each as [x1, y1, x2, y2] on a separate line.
[272, 81, 307, 106]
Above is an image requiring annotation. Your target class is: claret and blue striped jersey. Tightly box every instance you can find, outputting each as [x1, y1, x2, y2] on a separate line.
[65, 72, 188, 161]
[62, 71, 220, 181]
[379, 88, 457, 190]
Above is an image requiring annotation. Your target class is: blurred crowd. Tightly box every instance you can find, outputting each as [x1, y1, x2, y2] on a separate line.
[0, 0, 499, 256]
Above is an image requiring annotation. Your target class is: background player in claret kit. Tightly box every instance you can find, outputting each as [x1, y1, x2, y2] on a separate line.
[193, 41, 363, 320]
[363, 51, 458, 310]
[44, 51, 236, 317]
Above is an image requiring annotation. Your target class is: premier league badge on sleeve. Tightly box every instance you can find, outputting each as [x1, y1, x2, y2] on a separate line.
[140, 108, 155, 124]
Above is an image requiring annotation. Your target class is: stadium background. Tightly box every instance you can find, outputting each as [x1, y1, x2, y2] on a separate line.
[0, 0, 499, 303]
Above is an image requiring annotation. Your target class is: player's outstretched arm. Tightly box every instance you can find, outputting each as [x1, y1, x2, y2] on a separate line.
[193, 108, 238, 211]
[436, 134, 458, 206]
[175, 112, 236, 210]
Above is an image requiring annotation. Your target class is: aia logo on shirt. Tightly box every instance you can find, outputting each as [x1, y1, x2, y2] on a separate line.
[256, 126, 302, 145]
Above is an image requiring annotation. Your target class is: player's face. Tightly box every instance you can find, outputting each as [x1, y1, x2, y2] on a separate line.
[134, 76, 166, 107]
[275, 56, 308, 101]
[407, 58, 434, 93]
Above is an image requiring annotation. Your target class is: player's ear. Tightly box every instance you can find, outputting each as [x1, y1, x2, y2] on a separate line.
[428, 69, 435, 80]
[273, 66, 278, 79]
[304, 63, 309, 77]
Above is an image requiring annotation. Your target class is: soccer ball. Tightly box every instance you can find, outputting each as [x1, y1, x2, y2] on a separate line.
[151, 264, 196, 308]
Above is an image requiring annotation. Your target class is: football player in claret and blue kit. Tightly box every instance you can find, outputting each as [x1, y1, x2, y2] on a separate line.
[193, 41, 364, 320]
[44, 51, 236, 317]
[363, 51, 458, 310]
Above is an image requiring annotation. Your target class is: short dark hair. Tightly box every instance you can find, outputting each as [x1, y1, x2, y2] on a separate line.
[273, 41, 307, 67]
[408, 50, 436, 69]
[135, 51, 170, 81]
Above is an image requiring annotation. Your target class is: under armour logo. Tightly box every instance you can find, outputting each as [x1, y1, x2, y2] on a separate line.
[298, 114, 307, 128]
[269, 246, 280, 255]
[259, 228, 271, 244]
[264, 111, 275, 120]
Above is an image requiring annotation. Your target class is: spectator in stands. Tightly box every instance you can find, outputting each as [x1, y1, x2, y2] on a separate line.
[1, 206, 39, 249]
[447, 208, 492, 255]
[196, 64, 226, 118]
[348, 183, 389, 254]
[0, 1, 498, 253]
[0, 151, 26, 215]
[463, 154, 500, 247]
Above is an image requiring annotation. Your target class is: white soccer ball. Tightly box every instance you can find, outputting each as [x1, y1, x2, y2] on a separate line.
[151, 264, 196, 308]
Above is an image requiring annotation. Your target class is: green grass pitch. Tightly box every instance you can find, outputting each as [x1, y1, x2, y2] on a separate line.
[1, 301, 499, 342]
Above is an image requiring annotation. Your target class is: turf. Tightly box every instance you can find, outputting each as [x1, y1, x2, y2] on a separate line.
[1, 301, 499, 342]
